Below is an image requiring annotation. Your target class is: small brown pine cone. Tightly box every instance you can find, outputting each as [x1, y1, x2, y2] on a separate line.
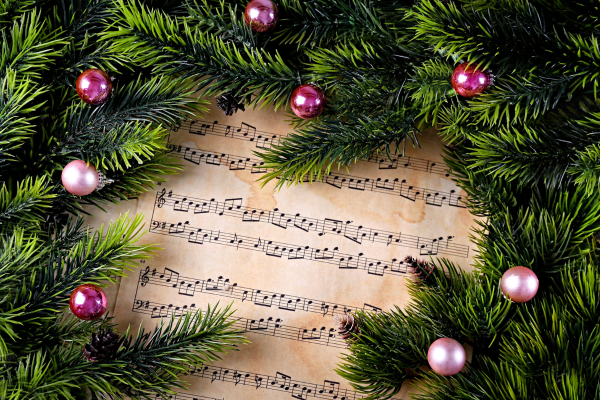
[83, 328, 121, 362]
[334, 313, 360, 342]
[405, 255, 436, 285]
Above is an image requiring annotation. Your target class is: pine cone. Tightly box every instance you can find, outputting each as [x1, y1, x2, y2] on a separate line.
[405, 255, 436, 285]
[83, 328, 121, 362]
[334, 313, 360, 342]
[216, 89, 248, 116]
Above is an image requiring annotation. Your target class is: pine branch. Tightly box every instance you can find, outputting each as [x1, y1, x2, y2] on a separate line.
[275, 0, 406, 48]
[103, 0, 302, 109]
[256, 106, 420, 189]
[0, 9, 65, 81]
[0, 176, 55, 232]
[183, 0, 257, 48]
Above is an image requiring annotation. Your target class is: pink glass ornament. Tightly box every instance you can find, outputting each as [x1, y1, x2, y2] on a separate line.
[76, 69, 113, 105]
[500, 266, 539, 303]
[290, 84, 325, 119]
[427, 338, 466, 376]
[61, 160, 99, 196]
[451, 62, 491, 97]
[69, 284, 107, 321]
[244, 0, 279, 33]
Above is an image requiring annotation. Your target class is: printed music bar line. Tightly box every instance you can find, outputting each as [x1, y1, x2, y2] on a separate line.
[155, 189, 469, 258]
[173, 119, 450, 176]
[179, 364, 403, 400]
[166, 144, 466, 208]
[136, 266, 382, 317]
[149, 219, 416, 277]
[132, 299, 347, 349]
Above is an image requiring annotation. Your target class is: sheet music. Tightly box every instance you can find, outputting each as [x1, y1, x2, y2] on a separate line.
[112, 100, 477, 399]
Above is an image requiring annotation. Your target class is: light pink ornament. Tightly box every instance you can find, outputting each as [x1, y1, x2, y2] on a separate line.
[500, 266, 539, 303]
[427, 338, 466, 376]
[61, 160, 99, 196]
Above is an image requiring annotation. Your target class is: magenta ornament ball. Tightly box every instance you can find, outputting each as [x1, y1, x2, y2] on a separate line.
[76, 69, 112, 105]
[427, 338, 466, 376]
[500, 266, 539, 303]
[451, 62, 491, 97]
[244, 0, 279, 33]
[61, 160, 99, 196]
[290, 84, 325, 119]
[69, 284, 108, 321]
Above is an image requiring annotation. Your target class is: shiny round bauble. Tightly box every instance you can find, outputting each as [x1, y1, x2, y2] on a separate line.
[290, 84, 325, 119]
[69, 284, 108, 321]
[76, 69, 113, 105]
[61, 160, 99, 196]
[427, 338, 466, 376]
[244, 0, 279, 33]
[451, 62, 491, 97]
[500, 266, 539, 303]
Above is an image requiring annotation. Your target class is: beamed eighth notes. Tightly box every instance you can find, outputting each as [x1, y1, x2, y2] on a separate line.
[166, 144, 466, 208]
[136, 266, 382, 317]
[149, 219, 417, 277]
[155, 189, 469, 258]
[132, 298, 346, 349]
[173, 119, 451, 176]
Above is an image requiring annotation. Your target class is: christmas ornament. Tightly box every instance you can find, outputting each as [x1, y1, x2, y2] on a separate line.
[216, 89, 247, 116]
[334, 313, 360, 342]
[451, 62, 491, 97]
[69, 284, 107, 321]
[427, 338, 466, 376]
[83, 327, 121, 362]
[244, 0, 279, 33]
[290, 84, 325, 119]
[61, 160, 99, 196]
[76, 69, 113, 105]
[500, 266, 539, 303]
[405, 255, 436, 285]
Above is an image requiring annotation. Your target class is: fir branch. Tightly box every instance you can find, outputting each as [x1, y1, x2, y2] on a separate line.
[183, 0, 257, 48]
[0, 176, 55, 231]
[103, 0, 302, 109]
[256, 106, 420, 189]
[275, 0, 405, 48]
[0, 9, 65, 81]
[0, 71, 46, 168]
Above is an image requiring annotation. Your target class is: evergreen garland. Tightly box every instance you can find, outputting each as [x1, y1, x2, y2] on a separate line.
[3, 0, 600, 398]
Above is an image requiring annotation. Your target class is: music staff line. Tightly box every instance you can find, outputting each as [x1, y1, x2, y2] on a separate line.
[149, 219, 418, 277]
[133, 299, 347, 349]
[155, 189, 469, 258]
[159, 393, 222, 400]
[181, 364, 402, 400]
[137, 266, 381, 317]
[172, 119, 450, 176]
[167, 144, 466, 208]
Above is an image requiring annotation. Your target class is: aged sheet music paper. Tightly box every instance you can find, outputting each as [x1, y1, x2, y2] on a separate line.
[110, 100, 477, 400]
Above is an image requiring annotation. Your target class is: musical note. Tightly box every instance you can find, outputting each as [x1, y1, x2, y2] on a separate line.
[153, 190, 469, 258]
[179, 364, 403, 400]
[150, 219, 412, 278]
[135, 268, 364, 317]
[175, 119, 449, 177]
[167, 145, 466, 208]
[133, 299, 346, 349]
